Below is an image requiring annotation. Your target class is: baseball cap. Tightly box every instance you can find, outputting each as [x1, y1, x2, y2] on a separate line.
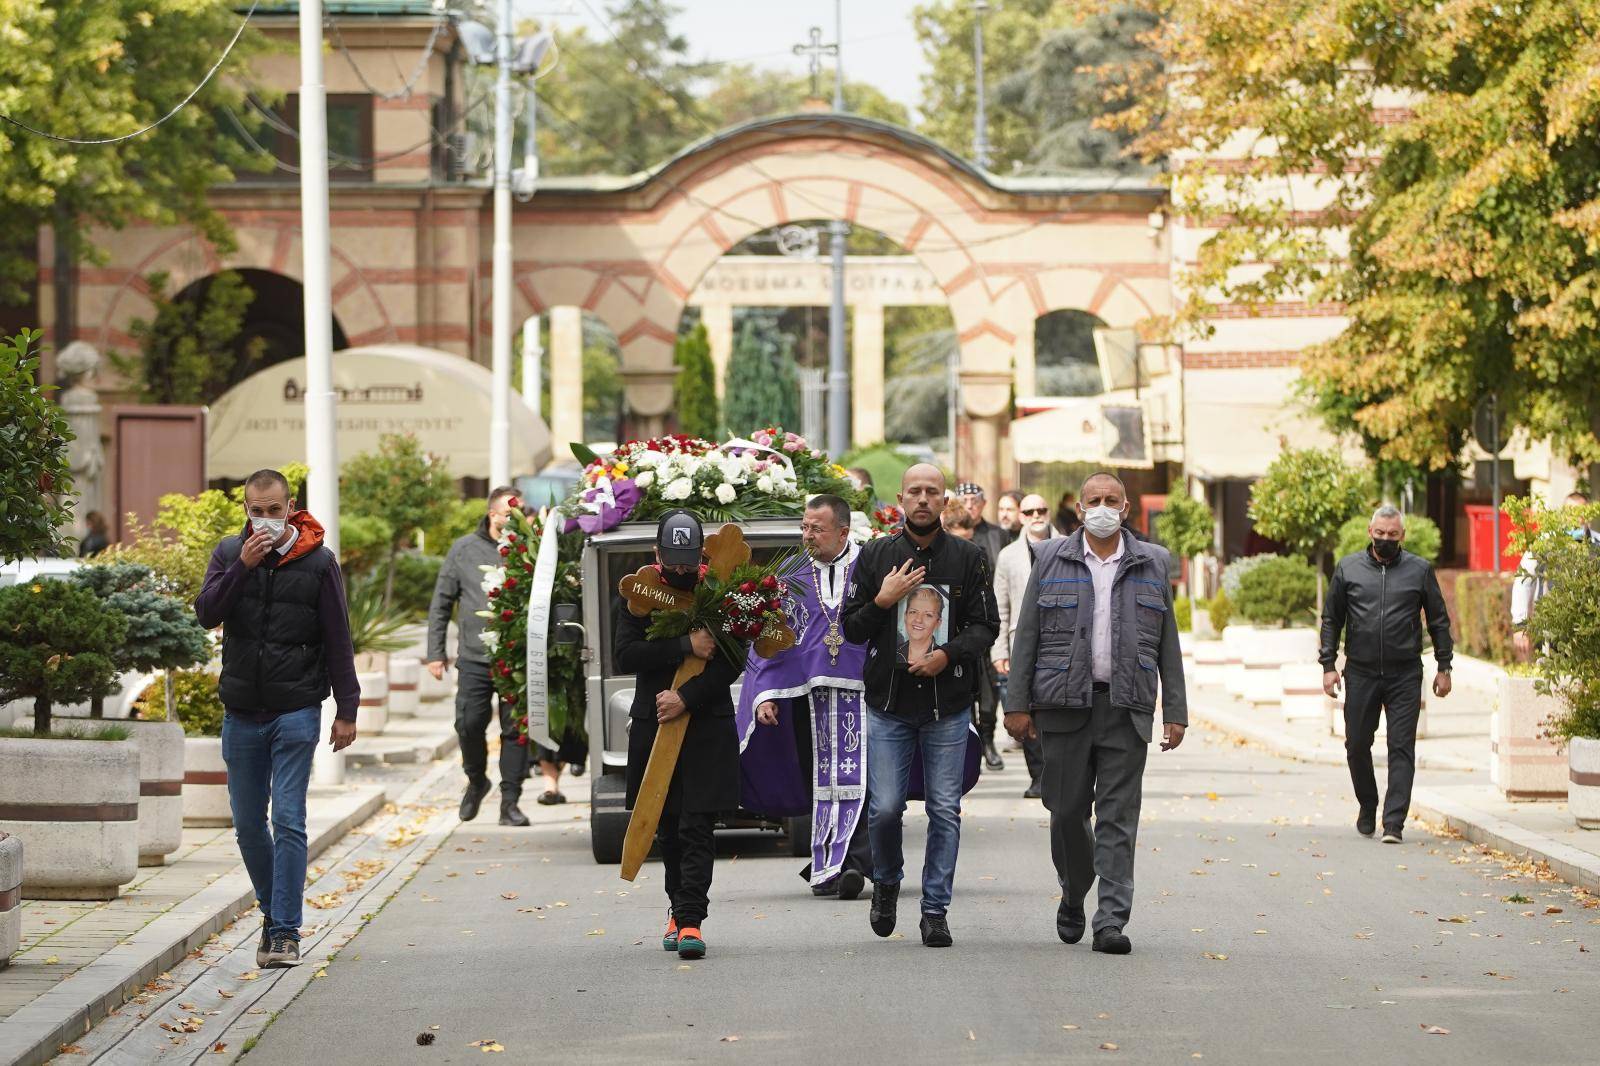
[655, 509, 704, 566]
[956, 482, 984, 498]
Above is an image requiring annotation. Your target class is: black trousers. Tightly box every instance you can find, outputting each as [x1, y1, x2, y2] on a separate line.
[976, 660, 998, 743]
[454, 664, 529, 799]
[1342, 667, 1423, 831]
[658, 808, 716, 927]
[793, 699, 872, 881]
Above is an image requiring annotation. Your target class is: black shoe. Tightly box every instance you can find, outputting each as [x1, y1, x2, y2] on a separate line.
[1092, 927, 1132, 955]
[812, 877, 841, 898]
[1023, 783, 1042, 800]
[459, 778, 492, 822]
[919, 914, 953, 947]
[1381, 826, 1403, 844]
[256, 922, 272, 968]
[869, 882, 899, 937]
[499, 797, 530, 827]
[983, 739, 1005, 772]
[536, 790, 567, 806]
[1356, 806, 1377, 837]
[263, 936, 301, 968]
[570, 761, 585, 777]
[837, 869, 866, 901]
[1056, 899, 1086, 944]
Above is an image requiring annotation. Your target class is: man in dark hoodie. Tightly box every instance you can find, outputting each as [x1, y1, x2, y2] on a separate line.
[195, 468, 360, 971]
[426, 486, 530, 827]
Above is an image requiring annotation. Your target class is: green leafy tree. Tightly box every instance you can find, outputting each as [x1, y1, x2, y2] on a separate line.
[1506, 496, 1600, 741]
[0, 1, 270, 306]
[722, 319, 800, 436]
[70, 562, 209, 716]
[0, 579, 127, 733]
[1248, 448, 1375, 605]
[673, 322, 719, 439]
[340, 433, 456, 608]
[133, 668, 226, 736]
[1155, 490, 1215, 622]
[1334, 512, 1441, 565]
[0, 329, 74, 561]
[1235, 555, 1319, 629]
[110, 270, 263, 405]
[702, 64, 911, 128]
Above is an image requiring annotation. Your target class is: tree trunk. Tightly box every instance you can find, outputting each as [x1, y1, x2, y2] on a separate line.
[90, 693, 104, 718]
[33, 693, 50, 735]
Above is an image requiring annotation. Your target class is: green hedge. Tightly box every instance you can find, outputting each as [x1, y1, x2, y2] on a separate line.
[1456, 572, 1515, 666]
[1208, 589, 1234, 631]
[1174, 596, 1192, 632]
[1235, 555, 1319, 628]
[134, 669, 226, 737]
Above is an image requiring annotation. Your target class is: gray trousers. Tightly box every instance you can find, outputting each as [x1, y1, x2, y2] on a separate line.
[1038, 687, 1149, 934]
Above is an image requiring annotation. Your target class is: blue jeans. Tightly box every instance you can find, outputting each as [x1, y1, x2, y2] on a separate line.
[222, 706, 320, 941]
[866, 707, 969, 917]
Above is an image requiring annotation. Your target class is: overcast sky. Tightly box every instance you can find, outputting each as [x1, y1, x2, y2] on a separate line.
[525, 0, 932, 112]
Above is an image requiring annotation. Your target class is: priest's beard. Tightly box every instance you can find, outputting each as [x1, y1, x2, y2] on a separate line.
[905, 515, 941, 537]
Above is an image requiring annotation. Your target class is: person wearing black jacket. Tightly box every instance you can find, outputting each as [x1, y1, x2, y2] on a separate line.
[843, 465, 1000, 948]
[617, 510, 742, 961]
[1319, 505, 1453, 844]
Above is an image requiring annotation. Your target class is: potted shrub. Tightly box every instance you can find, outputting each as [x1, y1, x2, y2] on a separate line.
[1155, 489, 1217, 653]
[1510, 496, 1600, 824]
[0, 580, 140, 899]
[1247, 447, 1374, 608]
[137, 670, 232, 827]
[69, 564, 209, 864]
[1219, 554, 1273, 698]
[348, 577, 410, 736]
[1233, 555, 1319, 706]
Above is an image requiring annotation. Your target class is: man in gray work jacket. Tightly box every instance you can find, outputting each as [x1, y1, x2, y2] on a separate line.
[1005, 471, 1187, 956]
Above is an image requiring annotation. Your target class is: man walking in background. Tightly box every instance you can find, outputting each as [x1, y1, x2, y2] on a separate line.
[195, 468, 360, 970]
[992, 492, 1058, 799]
[957, 481, 1008, 771]
[426, 486, 531, 827]
[1320, 505, 1454, 844]
[1005, 472, 1187, 956]
[996, 491, 1024, 544]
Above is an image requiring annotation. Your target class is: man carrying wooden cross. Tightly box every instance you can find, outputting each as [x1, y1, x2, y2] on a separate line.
[616, 509, 742, 960]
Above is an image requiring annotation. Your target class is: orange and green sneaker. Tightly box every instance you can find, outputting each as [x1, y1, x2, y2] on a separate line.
[676, 926, 706, 960]
[662, 915, 679, 952]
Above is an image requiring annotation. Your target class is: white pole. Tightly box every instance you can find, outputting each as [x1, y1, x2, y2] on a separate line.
[489, 0, 514, 487]
[825, 0, 850, 459]
[522, 313, 542, 421]
[299, 0, 338, 557]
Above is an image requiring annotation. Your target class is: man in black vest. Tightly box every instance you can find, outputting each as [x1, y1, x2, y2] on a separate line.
[195, 469, 359, 971]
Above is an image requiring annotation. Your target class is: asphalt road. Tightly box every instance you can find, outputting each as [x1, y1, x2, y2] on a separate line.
[239, 726, 1596, 1065]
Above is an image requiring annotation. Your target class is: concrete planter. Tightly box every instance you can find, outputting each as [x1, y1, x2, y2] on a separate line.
[1191, 640, 1228, 687]
[1221, 625, 1258, 699]
[1492, 677, 1567, 800]
[357, 670, 389, 735]
[1568, 736, 1600, 829]
[1280, 663, 1331, 722]
[182, 736, 232, 827]
[0, 735, 139, 899]
[65, 719, 184, 866]
[388, 656, 421, 717]
[1, 831, 20, 969]
[1243, 628, 1317, 706]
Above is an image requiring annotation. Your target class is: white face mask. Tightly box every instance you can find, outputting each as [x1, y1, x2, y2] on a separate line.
[1081, 505, 1124, 539]
[251, 516, 287, 539]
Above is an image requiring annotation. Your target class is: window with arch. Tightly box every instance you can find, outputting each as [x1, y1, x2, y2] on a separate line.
[1034, 309, 1106, 398]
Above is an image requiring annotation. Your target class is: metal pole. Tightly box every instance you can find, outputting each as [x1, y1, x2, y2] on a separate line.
[1491, 394, 1502, 576]
[489, 0, 514, 487]
[522, 313, 542, 420]
[299, 0, 337, 557]
[826, 0, 850, 458]
[973, 0, 990, 168]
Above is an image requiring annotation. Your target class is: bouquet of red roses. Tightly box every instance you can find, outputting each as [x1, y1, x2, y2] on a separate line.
[721, 572, 785, 642]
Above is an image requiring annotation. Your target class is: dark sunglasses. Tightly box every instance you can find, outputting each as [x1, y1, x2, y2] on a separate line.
[1021, 507, 1049, 517]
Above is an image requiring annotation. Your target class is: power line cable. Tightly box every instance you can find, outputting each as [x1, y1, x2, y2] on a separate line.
[0, 0, 261, 146]
[324, 12, 449, 101]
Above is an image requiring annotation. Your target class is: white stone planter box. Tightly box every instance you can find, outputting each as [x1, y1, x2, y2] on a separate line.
[1243, 628, 1317, 706]
[357, 670, 389, 735]
[388, 656, 421, 717]
[0, 734, 140, 899]
[1493, 677, 1567, 800]
[1280, 663, 1331, 722]
[1192, 640, 1228, 687]
[67, 719, 185, 866]
[1568, 736, 1600, 829]
[1222, 625, 1258, 699]
[182, 736, 231, 827]
[1, 831, 21, 969]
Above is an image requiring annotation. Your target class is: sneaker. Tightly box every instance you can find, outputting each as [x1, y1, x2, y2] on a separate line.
[837, 869, 866, 901]
[919, 914, 953, 948]
[1381, 827, 1403, 844]
[677, 926, 706, 959]
[263, 936, 301, 968]
[459, 778, 492, 822]
[662, 915, 679, 952]
[1356, 807, 1377, 837]
[499, 797, 530, 826]
[869, 882, 899, 938]
[1092, 927, 1132, 955]
[256, 922, 272, 968]
[1056, 899, 1086, 944]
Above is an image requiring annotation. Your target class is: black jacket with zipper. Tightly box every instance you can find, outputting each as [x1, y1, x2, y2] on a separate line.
[841, 527, 1000, 718]
[1318, 547, 1453, 677]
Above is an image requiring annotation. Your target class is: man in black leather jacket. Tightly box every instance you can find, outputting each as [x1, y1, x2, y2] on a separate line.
[1319, 505, 1453, 844]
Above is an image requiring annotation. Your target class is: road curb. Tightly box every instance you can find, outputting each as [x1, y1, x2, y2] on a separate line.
[1190, 699, 1480, 772]
[0, 785, 387, 1066]
[1409, 787, 1600, 895]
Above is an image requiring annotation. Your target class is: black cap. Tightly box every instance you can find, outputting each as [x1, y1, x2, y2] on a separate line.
[655, 508, 703, 567]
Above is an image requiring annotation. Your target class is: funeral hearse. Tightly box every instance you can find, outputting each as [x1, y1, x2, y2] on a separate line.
[554, 518, 811, 864]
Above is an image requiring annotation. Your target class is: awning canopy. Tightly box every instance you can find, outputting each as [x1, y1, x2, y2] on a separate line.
[207, 344, 552, 480]
[1182, 367, 1339, 480]
[1010, 397, 1154, 469]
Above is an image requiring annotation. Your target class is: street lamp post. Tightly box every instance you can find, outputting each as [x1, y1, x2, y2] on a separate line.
[299, 0, 337, 557]
[826, 0, 851, 459]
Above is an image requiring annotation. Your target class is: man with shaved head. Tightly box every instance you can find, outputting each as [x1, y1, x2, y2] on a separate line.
[1006, 471, 1187, 956]
[843, 463, 999, 948]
